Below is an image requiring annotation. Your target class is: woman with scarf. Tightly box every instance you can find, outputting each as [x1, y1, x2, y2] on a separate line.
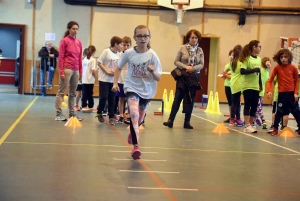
[163, 29, 204, 129]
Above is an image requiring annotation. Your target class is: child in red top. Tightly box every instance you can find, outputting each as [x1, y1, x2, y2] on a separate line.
[266, 49, 300, 136]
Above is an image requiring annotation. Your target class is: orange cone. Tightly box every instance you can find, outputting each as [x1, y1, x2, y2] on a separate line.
[65, 116, 82, 127]
[212, 123, 229, 134]
[278, 127, 296, 138]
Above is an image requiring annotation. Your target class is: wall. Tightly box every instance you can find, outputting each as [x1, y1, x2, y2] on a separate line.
[0, 26, 20, 58]
[0, 0, 299, 102]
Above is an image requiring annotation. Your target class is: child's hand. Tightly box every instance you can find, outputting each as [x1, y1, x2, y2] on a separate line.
[267, 92, 272, 99]
[107, 71, 114, 76]
[294, 94, 298, 103]
[147, 65, 154, 73]
[111, 84, 120, 93]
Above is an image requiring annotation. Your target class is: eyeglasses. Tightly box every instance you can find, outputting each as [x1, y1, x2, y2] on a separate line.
[135, 35, 150, 40]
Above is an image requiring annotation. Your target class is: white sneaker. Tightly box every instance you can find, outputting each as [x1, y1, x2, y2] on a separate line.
[243, 125, 257, 133]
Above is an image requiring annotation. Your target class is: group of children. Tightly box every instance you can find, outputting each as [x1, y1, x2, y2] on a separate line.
[223, 40, 300, 136]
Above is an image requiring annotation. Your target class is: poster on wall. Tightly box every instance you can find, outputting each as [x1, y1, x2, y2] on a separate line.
[45, 33, 56, 41]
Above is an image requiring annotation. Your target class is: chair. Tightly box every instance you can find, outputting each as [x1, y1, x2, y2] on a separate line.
[202, 94, 208, 107]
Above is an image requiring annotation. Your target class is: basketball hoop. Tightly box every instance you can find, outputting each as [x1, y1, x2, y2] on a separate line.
[173, 2, 189, 23]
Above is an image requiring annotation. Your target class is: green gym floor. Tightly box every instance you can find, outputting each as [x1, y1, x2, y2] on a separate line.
[0, 94, 299, 201]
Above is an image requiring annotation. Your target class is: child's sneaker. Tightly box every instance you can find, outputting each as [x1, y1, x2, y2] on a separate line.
[243, 124, 257, 133]
[124, 118, 131, 125]
[271, 128, 278, 136]
[235, 119, 244, 127]
[267, 125, 274, 133]
[131, 146, 141, 160]
[229, 118, 235, 126]
[74, 105, 81, 111]
[95, 113, 104, 122]
[262, 121, 267, 129]
[117, 116, 124, 123]
[127, 133, 132, 144]
[55, 113, 67, 121]
[108, 118, 115, 125]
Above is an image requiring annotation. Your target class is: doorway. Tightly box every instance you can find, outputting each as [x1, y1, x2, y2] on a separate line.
[0, 23, 25, 94]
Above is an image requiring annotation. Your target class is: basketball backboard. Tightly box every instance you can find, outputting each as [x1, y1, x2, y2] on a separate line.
[157, 0, 203, 10]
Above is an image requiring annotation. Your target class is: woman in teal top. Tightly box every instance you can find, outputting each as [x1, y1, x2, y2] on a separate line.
[239, 40, 262, 133]
[229, 45, 244, 126]
[223, 50, 233, 123]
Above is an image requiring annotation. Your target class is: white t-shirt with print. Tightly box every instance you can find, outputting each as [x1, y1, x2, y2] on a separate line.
[97, 48, 122, 83]
[118, 47, 162, 99]
[82, 56, 96, 84]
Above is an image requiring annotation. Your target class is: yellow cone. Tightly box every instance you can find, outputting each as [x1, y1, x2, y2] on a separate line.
[64, 95, 68, 100]
[211, 92, 222, 114]
[163, 89, 169, 112]
[65, 116, 82, 127]
[61, 102, 67, 107]
[204, 91, 214, 113]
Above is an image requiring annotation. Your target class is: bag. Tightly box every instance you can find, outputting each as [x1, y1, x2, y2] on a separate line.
[171, 68, 181, 81]
[182, 71, 202, 90]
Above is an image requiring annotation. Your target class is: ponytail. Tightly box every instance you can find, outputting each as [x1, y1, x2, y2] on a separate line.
[86, 45, 96, 60]
[232, 44, 242, 72]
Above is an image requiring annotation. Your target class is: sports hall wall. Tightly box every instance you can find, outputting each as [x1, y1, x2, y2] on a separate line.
[1, 0, 300, 103]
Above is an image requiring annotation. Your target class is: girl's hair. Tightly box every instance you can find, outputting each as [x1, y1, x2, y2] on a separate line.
[64, 21, 79, 38]
[134, 25, 151, 48]
[228, 49, 234, 56]
[185, 29, 202, 44]
[239, 40, 260, 62]
[122, 36, 132, 44]
[110, 36, 123, 47]
[86, 45, 96, 59]
[231, 44, 243, 72]
[273, 49, 293, 65]
[261, 57, 271, 68]
[83, 48, 88, 57]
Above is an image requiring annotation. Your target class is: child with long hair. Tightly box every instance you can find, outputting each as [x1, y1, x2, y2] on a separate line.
[223, 49, 233, 123]
[228, 44, 244, 126]
[267, 49, 300, 136]
[112, 25, 162, 160]
[239, 40, 262, 133]
[255, 57, 271, 129]
[81, 46, 96, 111]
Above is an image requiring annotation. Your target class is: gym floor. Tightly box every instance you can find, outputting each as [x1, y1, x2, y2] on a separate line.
[0, 94, 299, 201]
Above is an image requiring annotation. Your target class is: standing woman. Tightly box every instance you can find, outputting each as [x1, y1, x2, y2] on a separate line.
[163, 29, 204, 129]
[239, 40, 262, 133]
[55, 21, 83, 121]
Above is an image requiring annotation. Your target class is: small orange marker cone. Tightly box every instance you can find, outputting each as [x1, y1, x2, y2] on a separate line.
[65, 116, 82, 127]
[212, 123, 229, 134]
[278, 127, 296, 138]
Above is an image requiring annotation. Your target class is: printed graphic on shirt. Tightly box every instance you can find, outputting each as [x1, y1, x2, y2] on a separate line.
[108, 59, 118, 72]
[131, 61, 149, 78]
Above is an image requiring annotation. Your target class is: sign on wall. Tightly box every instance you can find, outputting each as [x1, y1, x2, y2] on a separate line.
[45, 33, 56, 41]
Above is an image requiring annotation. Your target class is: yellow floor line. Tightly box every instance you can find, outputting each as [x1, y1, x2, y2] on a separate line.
[192, 114, 300, 155]
[0, 97, 38, 145]
[3, 141, 299, 156]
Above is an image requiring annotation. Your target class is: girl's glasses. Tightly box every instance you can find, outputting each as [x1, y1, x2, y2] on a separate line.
[135, 35, 150, 40]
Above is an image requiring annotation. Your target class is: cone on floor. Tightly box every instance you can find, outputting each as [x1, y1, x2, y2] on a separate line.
[279, 127, 296, 138]
[65, 116, 82, 127]
[127, 125, 145, 130]
[204, 91, 214, 113]
[212, 123, 229, 134]
[211, 92, 222, 114]
[61, 102, 67, 107]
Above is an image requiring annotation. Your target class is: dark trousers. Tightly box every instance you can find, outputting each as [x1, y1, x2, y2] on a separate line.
[225, 86, 232, 106]
[169, 85, 196, 123]
[274, 92, 300, 129]
[243, 89, 259, 117]
[230, 91, 241, 119]
[82, 84, 94, 108]
[97, 81, 115, 119]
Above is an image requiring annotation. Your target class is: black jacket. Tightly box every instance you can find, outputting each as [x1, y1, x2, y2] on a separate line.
[38, 47, 59, 71]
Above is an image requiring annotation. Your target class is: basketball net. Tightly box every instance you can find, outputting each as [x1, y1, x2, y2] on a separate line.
[174, 3, 188, 23]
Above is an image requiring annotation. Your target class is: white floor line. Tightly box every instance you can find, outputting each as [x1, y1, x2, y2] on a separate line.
[120, 170, 179, 174]
[192, 114, 300, 154]
[113, 158, 167, 162]
[128, 187, 198, 191]
[109, 151, 158, 153]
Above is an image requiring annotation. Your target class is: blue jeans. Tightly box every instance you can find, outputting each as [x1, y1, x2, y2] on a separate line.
[40, 66, 54, 95]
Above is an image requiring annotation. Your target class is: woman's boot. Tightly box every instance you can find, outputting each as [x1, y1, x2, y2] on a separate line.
[184, 122, 193, 129]
[163, 119, 173, 128]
